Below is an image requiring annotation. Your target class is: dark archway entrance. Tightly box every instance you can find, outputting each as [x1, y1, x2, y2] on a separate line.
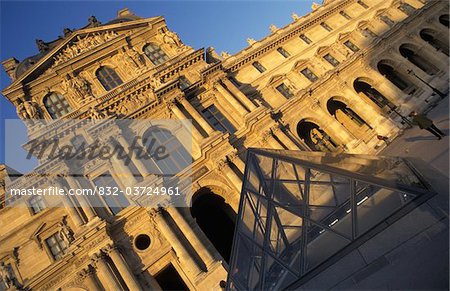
[399, 44, 439, 75]
[191, 188, 236, 263]
[154, 264, 189, 291]
[420, 29, 449, 56]
[353, 79, 396, 110]
[439, 14, 449, 27]
[296, 120, 338, 152]
[377, 61, 415, 92]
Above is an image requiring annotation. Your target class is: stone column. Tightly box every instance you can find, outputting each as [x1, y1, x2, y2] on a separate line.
[166, 207, 216, 267]
[78, 267, 103, 291]
[65, 175, 97, 221]
[153, 209, 203, 276]
[218, 159, 243, 192]
[115, 135, 149, 178]
[111, 152, 139, 186]
[214, 83, 248, 116]
[262, 129, 284, 149]
[92, 252, 123, 291]
[105, 245, 141, 291]
[169, 101, 205, 142]
[228, 152, 245, 174]
[222, 78, 257, 111]
[178, 98, 216, 135]
[54, 178, 85, 227]
[271, 126, 301, 151]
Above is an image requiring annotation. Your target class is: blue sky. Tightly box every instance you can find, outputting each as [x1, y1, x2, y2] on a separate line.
[0, 0, 315, 165]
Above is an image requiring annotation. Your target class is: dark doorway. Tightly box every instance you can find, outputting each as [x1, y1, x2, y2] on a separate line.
[191, 189, 236, 263]
[353, 79, 395, 109]
[399, 44, 438, 75]
[154, 264, 189, 291]
[420, 29, 449, 56]
[377, 62, 412, 91]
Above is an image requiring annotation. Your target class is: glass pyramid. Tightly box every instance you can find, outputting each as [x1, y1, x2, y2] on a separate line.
[227, 149, 437, 291]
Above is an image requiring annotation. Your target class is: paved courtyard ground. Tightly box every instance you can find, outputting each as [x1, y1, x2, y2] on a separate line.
[382, 96, 449, 178]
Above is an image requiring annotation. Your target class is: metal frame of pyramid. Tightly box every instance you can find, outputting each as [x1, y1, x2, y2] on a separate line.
[226, 149, 437, 291]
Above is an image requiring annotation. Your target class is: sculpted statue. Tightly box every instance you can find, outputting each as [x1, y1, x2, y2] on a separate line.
[292, 13, 300, 20]
[64, 73, 92, 102]
[269, 24, 278, 33]
[163, 30, 183, 48]
[89, 107, 104, 120]
[221, 51, 231, 59]
[17, 99, 40, 120]
[247, 38, 256, 45]
[0, 262, 12, 288]
[123, 46, 145, 70]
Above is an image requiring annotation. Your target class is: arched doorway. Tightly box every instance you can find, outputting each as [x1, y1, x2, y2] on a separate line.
[399, 44, 439, 75]
[327, 98, 373, 142]
[439, 14, 449, 27]
[296, 120, 338, 152]
[377, 61, 415, 93]
[191, 188, 236, 263]
[353, 78, 396, 110]
[419, 29, 449, 56]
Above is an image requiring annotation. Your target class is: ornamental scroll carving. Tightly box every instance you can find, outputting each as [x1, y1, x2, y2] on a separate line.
[53, 31, 119, 65]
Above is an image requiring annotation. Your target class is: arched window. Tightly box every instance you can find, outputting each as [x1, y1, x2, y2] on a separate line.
[377, 61, 414, 92]
[420, 29, 449, 56]
[142, 126, 191, 174]
[399, 44, 439, 75]
[143, 43, 169, 65]
[43, 92, 72, 119]
[96, 66, 123, 91]
[297, 120, 338, 152]
[439, 14, 449, 27]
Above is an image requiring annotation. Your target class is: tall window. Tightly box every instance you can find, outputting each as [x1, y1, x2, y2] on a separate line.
[202, 105, 236, 133]
[301, 68, 318, 82]
[178, 76, 191, 90]
[276, 83, 294, 98]
[320, 22, 333, 32]
[252, 61, 266, 73]
[357, 0, 369, 9]
[344, 40, 360, 52]
[380, 15, 395, 26]
[29, 196, 45, 214]
[142, 127, 191, 174]
[93, 173, 129, 215]
[398, 2, 416, 15]
[143, 43, 169, 65]
[323, 54, 340, 67]
[277, 47, 290, 58]
[46, 233, 68, 260]
[70, 135, 87, 150]
[362, 28, 377, 38]
[44, 92, 72, 119]
[300, 34, 312, 44]
[340, 11, 352, 20]
[96, 66, 123, 91]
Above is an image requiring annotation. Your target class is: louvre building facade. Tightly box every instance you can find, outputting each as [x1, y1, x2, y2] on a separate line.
[0, 0, 449, 290]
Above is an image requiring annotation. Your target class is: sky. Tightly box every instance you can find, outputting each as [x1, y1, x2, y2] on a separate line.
[0, 0, 315, 166]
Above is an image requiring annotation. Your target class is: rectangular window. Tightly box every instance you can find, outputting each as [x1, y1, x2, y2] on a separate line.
[380, 15, 395, 26]
[323, 54, 340, 67]
[178, 76, 191, 90]
[228, 77, 241, 88]
[202, 105, 236, 134]
[29, 195, 46, 214]
[70, 135, 87, 150]
[252, 61, 266, 73]
[344, 40, 360, 52]
[93, 173, 129, 215]
[277, 47, 290, 58]
[46, 233, 68, 260]
[300, 68, 318, 82]
[299, 34, 312, 44]
[276, 83, 294, 98]
[340, 11, 352, 20]
[398, 2, 415, 15]
[357, 0, 369, 9]
[362, 28, 378, 38]
[320, 22, 333, 32]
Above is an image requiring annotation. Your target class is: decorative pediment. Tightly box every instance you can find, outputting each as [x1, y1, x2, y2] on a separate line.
[267, 74, 286, 86]
[338, 32, 351, 41]
[357, 20, 369, 29]
[53, 31, 119, 65]
[316, 46, 330, 55]
[375, 8, 388, 17]
[30, 222, 47, 249]
[293, 59, 309, 70]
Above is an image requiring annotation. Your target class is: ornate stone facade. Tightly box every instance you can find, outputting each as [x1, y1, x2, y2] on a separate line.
[0, 1, 448, 290]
